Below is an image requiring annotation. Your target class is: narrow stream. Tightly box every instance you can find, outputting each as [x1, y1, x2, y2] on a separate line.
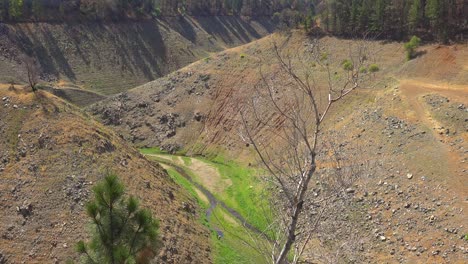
[155, 158, 265, 238]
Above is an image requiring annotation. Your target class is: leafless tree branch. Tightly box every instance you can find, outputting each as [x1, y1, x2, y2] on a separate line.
[240, 34, 378, 263]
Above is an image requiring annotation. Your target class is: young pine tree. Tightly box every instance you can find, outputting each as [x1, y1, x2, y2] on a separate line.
[404, 35, 421, 61]
[76, 174, 160, 264]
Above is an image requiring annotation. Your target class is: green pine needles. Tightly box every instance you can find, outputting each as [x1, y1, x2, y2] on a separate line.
[404, 35, 421, 61]
[76, 174, 160, 264]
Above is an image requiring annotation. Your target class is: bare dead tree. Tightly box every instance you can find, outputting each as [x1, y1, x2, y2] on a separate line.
[294, 131, 374, 264]
[22, 55, 40, 92]
[240, 36, 379, 263]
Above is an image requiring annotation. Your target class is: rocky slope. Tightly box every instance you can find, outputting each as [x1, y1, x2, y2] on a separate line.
[0, 16, 274, 98]
[0, 86, 211, 263]
[89, 31, 468, 262]
[88, 32, 404, 152]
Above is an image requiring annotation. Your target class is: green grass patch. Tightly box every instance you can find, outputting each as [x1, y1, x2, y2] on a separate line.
[181, 156, 192, 166]
[210, 206, 268, 264]
[139, 147, 167, 155]
[151, 152, 271, 234]
[206, 158, 271, 232]
[140, 149, 272, 263]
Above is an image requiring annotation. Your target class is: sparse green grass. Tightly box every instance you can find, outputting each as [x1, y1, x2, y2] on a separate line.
[163, 166, 211, 229]
[165, 167, 204, 205]
[5, 108, 27, 152]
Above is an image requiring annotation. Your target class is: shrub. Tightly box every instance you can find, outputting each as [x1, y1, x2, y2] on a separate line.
[152, 7, 161, 17]
[404, 36, 421, 61]
[342, 59, 353, 71]
[369, 64, 380, 73]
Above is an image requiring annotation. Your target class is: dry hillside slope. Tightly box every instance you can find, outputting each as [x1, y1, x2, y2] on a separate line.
[0, 86, 211, 263]
[88, 31, 405, 152]
[0, 16, 274, 99]
[90, 31, 468, 263]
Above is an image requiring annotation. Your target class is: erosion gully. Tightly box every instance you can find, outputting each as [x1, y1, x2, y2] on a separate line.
[154, 158, 264, 238]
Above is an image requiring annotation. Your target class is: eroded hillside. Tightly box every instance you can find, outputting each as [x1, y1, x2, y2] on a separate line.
[0, 86, 211, 263]
[0, 16, 273, 99]
[89, 31, 468, 262]
[88, 32, 404, 152]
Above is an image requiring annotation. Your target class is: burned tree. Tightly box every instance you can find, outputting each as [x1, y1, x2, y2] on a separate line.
[241, 36, 378, 263]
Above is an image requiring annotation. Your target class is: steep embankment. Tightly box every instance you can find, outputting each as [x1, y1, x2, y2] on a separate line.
[0, 86, 212, 263]
[88, 31, 404, 152]
[90, 31, 468, 262]
[0, 16, 274, 99]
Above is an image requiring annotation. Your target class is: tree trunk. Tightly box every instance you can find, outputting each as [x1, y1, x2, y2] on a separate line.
[275, 163, 316, 264]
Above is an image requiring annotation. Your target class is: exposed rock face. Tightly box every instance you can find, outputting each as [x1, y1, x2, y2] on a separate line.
[0, 88, 212, 263]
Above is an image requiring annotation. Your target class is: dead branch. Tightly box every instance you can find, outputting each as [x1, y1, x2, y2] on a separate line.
[240, 35, 378, 263]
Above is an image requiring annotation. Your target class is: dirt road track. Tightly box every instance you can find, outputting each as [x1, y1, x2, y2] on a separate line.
[399, 78, 467, 195]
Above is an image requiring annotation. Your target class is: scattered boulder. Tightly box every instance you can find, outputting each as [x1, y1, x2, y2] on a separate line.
[0, 252, 7, 264]
[96, 139, 115, 153]
[137, 102, 148, 108]
[17, 201, 33, 218]
[161, 143, 181, 154]
[194, 112, 204, 122]
[181, 202, 195, 215]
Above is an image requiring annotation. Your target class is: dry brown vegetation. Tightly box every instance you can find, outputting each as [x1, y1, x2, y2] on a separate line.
[0, 87, 212, 263]
[90, 30, 467, 263]
[0, 15, 466, 261]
